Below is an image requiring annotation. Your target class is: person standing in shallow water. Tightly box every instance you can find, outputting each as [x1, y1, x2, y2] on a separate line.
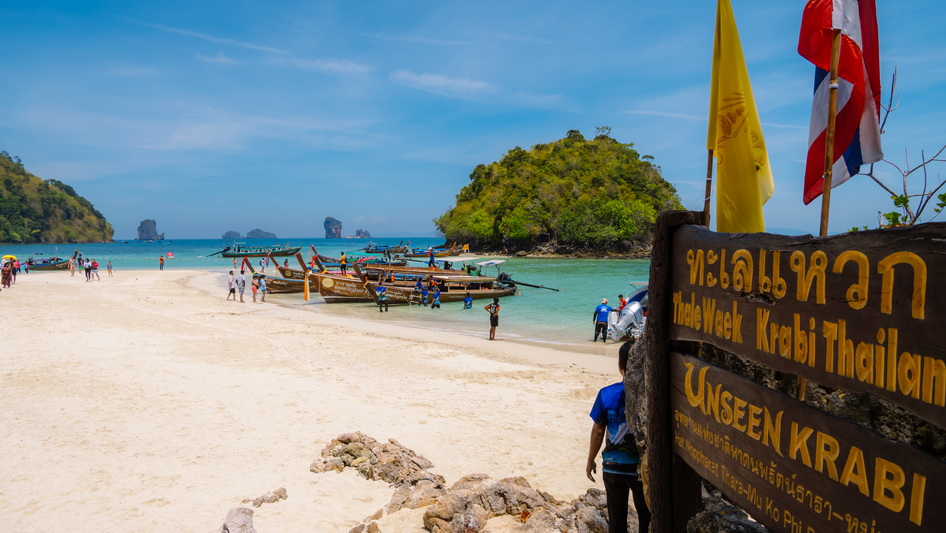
[593, 298, 613, 343]
[484, 297, 500, 340]
[586, 340, 650, 533]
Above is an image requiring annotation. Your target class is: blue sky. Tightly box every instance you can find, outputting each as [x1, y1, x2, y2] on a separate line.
[1, 1, 944, 240]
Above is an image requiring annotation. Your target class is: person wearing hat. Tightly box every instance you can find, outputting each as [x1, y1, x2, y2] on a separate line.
[427, 247, 435, 268]
[593, 298, 613, 343]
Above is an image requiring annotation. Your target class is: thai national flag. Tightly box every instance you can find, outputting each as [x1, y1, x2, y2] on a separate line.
[798, 0, 882, 205]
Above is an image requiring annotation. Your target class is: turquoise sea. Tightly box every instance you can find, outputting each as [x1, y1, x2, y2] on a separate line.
[3, 238, 650, 349]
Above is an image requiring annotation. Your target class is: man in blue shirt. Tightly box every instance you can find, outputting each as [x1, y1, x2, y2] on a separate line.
[463, 293, 473, 309]
[593, 298, 613, 342]
[376, 282, 388, 312]
[586, 340, 650, 533]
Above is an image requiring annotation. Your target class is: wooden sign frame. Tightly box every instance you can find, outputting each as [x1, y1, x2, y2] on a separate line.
[641, 211, 946, 533]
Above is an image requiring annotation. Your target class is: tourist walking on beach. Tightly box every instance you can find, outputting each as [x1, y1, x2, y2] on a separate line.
[1, 261, 12, 288]
[593, 298, 613, 343]
[376, 282, 389, 312]
[70, 257, 76, 276]
[237, 270, 246, 303]
[258, 275, 267, 302]
[484, 297, 500, 340]
[586, 340, 650, 533]
[83, 258, 92, 281]
[226, 271, 236, 301]
[91, 259, 100, 281]
[159, 256, 165, 270]
[252, 275, 259, 302]
[107, 261, 113, 276]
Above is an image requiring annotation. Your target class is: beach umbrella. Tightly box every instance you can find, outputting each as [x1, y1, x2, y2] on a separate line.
[2, 254, 16, 260]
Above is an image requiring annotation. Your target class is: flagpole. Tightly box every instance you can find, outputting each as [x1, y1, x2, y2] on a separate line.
[703, 149, 714, 226]
[799, 28, 843, 402]
[818, 29, 843, 238]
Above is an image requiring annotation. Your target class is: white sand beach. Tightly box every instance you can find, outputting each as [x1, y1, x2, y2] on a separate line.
[0, 269, 622, 532]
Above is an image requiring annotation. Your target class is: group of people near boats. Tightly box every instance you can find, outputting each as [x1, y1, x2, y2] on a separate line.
[226, 269, 267, 303]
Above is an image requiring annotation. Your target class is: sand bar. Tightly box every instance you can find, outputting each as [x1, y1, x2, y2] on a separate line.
[1, 269, 621, 531]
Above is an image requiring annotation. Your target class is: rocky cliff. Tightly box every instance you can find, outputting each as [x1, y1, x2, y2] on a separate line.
[324, 217, 342, 239]
[137, 219, 164, 240]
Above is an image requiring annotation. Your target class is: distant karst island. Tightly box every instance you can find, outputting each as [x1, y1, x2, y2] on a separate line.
[222, 229, 277, 239]
[323, 217, 370, 239]
[137, 219, 164, 241]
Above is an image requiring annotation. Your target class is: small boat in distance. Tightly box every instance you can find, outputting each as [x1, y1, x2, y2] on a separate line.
[363, 241, 410, 254]
[209, 243, 302, 258]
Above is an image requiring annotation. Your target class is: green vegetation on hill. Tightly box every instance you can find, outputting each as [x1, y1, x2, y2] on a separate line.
[0, 151, 113, 243]
[435, 130, 683, 250]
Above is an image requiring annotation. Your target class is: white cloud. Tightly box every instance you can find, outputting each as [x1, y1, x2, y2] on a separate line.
[623, 109, 704, 121]
[279, 57, 370, 77]
[141, 22, 288, 54]
[389, 70, 499, 99]
[195, 52, 238, 65]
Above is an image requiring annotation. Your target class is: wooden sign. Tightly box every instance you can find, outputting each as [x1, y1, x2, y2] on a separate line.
[671, 352, 946, 533]
[668, 224, 946, 428]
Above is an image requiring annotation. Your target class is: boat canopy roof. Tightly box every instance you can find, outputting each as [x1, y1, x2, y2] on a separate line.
[476, 259, 506, 267]
[434, 255, 482, 263]
[430, 274, 497, 282]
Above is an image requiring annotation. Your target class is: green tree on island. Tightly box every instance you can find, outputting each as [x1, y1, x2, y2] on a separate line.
[435, 130, 682, 252]
[0, 151, 113, 243]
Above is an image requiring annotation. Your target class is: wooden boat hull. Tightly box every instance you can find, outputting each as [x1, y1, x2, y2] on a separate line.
[366, 282, 516, 304]
[28, 259, 70, 271]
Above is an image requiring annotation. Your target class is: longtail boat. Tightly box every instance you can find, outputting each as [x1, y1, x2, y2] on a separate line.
[354, 263, 517, 305]
[210, 243, 301, 258]
[26, 249, 79, 271]
[265, 252, 374, 302]
[363, 241, 410, 254]
[404, 243, 459, 258]
[309, 245, 406, 267]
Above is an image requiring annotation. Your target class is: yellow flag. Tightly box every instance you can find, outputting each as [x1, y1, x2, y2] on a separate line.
[707, 0, 774, 233]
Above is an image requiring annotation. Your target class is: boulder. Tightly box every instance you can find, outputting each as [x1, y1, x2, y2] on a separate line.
[219, 507, 257, 533]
